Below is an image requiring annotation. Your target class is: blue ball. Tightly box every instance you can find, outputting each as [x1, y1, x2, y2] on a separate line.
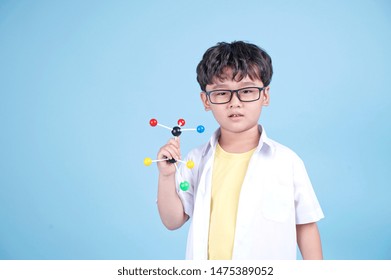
[197, 125, 205, 133]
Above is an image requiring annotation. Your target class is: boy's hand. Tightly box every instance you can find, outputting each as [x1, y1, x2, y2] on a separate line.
[157, 137, 181, 177]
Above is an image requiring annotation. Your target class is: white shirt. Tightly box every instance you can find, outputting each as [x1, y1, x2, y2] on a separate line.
[176, 125, 324, 260]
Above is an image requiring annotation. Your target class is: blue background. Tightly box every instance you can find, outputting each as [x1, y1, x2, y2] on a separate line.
[0, 0, 390, 260]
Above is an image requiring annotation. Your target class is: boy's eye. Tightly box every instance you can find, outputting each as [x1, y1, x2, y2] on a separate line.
[214, 91, 229, 96]
[240, 89, 254, 94]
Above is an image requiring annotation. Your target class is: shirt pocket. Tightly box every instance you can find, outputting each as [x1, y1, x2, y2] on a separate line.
[261, 182, 293, 223]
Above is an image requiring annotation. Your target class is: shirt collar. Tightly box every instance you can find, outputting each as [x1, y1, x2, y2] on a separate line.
[203, 124, 275, 157]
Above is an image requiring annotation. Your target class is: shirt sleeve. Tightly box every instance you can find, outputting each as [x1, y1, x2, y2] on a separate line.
[293, 155, 324, 224]
[176, 153, 196, 218]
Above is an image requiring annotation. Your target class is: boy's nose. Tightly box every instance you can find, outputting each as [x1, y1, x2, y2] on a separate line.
[229, 92, 242, 107]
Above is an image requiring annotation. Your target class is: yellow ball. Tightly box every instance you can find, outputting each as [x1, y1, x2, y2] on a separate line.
[186, 160, 195, 169]
[144, 157, 152, 166]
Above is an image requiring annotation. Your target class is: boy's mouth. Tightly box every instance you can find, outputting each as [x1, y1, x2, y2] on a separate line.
[228, 113, 244, 118]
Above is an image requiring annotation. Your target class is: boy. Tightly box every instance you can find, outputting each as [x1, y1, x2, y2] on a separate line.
[156, 41, 324, 260]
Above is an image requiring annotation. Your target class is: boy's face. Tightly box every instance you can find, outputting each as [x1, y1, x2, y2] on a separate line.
[200, 69, 270, 136]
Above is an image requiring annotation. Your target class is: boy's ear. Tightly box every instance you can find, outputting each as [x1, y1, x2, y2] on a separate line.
[262, 86, 270, 106]
[200, 92, 211, 111]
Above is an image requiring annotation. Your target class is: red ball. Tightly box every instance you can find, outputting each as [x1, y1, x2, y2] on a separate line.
[149, 118, 158, 127]
[178, 118, 185, 126]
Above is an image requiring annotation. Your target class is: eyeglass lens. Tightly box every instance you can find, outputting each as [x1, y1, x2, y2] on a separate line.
[209, 87, 261, 104]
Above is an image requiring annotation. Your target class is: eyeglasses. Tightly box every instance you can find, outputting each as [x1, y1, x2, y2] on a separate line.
[205, 87, 265, 104]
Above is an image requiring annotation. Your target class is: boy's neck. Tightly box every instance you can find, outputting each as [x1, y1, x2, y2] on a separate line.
[218, 125, 261, 153]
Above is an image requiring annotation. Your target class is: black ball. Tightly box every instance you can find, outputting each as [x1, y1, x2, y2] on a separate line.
[171, 126, 182, 137]
[167, 158, 177, 163]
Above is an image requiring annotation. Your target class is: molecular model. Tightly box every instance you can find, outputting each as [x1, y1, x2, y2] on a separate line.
[144, 118, 205, 191]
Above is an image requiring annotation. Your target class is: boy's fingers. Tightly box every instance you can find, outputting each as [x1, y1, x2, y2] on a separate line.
[168, 137, 180, 148]
[165, 139, 181, 158]
[158, 145, 180, 161]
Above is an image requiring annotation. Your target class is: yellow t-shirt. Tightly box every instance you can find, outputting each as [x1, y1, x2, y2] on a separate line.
[208, 143, 255, 260]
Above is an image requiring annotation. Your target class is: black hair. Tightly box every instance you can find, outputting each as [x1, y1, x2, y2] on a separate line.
[196, 41, 273, 91]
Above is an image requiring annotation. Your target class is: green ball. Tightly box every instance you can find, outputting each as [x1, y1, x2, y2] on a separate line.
[180, 181, 190, 191]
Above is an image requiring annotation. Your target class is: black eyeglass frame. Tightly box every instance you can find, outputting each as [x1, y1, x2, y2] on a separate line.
[205, 86, 265, 104]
